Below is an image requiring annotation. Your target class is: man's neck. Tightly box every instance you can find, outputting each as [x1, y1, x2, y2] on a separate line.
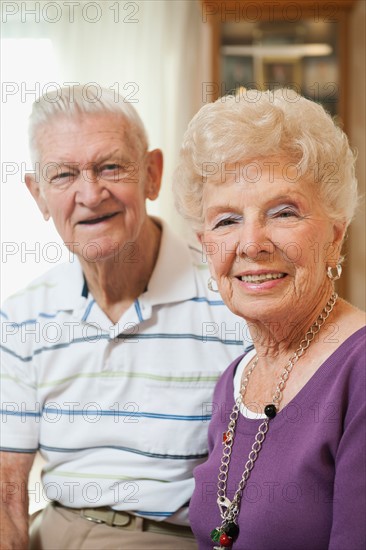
[79, 218, 162, 323]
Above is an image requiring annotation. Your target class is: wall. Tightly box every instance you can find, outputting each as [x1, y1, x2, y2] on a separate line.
[348, 0, 366, 310]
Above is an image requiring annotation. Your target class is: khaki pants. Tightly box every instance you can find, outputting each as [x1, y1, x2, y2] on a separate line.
[29, 504, 198, 550]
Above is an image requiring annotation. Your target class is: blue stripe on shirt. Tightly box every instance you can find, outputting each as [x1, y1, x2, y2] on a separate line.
[136, 510, 174, 517]
[1, 333, 242, 362]
[190, 297, 225, 305]
[82, 299, 96, 321]
[38, 443, 208, 460]
[0, 446, 38, 453]
[2, 297, 228, 327]
[134, 300, 143, 322]
[3, 312, 66, 328]
[41, 408, 211, 421]
[1, 408, 211, 422]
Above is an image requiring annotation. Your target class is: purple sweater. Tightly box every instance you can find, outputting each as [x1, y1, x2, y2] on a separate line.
[190, 327, 366, 550]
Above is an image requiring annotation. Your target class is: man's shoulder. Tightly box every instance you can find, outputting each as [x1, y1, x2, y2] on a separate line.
[1, 261, 81, 323]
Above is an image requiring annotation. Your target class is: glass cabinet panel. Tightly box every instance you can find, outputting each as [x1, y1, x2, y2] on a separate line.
[221, 20, 339, 116]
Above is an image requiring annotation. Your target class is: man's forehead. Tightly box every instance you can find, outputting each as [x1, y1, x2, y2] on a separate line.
[38, 112, 130, 137]
[36, 113, 138, 161]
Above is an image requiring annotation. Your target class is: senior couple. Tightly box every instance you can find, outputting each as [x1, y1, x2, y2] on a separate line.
[1, 86, 365, 550]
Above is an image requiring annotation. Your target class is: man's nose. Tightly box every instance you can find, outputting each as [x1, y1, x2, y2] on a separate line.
[75, 171, 110, 207]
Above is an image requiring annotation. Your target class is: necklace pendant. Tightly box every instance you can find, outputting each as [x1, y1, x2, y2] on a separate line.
[217, 496, 231, 508]
[211, 523, 238, 548]
[217, 496, 232, 517]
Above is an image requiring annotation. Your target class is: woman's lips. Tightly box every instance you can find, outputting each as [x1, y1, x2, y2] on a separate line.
[238, 272, 286, 284]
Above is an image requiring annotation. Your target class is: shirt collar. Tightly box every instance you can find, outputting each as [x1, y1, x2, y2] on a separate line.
[49, 218, 198, 317]
[141, 218, 198, 306]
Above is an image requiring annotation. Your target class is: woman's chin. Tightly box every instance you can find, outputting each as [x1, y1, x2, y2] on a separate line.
[229, 292, 291, 324]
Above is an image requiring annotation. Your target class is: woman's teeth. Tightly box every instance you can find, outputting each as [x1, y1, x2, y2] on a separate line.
[240, 273, 285, 283]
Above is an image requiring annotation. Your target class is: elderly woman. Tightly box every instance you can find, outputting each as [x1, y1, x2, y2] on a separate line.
[173, 89, 365, 550]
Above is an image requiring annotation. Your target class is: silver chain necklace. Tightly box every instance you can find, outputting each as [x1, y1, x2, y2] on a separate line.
[210, 292, 338, 549]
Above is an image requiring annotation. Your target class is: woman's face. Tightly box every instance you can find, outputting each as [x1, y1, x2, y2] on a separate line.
[199, 158, 345, 326]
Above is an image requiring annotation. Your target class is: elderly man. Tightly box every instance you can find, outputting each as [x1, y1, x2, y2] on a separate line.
[0, 86, 248, 549]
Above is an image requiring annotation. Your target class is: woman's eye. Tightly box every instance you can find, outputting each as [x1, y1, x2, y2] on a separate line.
[271, 207, 299, 219]
[279, 209, 296, 217]
[213, 216, 241, 230]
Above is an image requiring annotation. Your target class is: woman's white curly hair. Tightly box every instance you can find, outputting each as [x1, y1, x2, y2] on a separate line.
[173, 88, 358, 232]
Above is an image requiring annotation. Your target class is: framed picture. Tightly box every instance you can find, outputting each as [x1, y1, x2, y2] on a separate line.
[221, 55, 254, 94]
[260, 58, 302, 90]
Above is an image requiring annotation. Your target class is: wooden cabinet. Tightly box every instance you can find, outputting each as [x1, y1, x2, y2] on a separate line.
[202, 0, 356, 129]
[201, 0, 358, 300]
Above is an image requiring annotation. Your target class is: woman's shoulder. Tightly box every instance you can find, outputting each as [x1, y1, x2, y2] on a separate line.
[336, 325, 366, 364]
[329, 299, 365, 365]
[331, 300, 365, 352]
[336, 298, 365, 330]
[325, 321, 365, 395]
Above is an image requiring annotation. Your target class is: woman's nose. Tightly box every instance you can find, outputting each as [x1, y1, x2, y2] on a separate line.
[236, 221, 275, 260]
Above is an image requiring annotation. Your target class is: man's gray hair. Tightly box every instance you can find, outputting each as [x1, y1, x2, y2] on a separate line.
[28, 84, 148, 165]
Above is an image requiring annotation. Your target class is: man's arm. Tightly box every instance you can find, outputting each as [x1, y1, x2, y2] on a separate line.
[0, 451, 36, 550]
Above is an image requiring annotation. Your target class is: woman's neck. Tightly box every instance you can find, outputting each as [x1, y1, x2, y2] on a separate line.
[247, 287, 336, 365]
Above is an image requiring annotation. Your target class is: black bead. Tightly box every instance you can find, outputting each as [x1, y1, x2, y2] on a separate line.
[264, 404, 277, 419]
[224, 522, 239, 539]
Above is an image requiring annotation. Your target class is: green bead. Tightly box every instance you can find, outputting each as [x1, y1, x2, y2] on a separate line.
[210, 528, 221, 542]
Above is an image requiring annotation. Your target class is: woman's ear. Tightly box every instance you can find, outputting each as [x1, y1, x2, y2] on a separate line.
[331, 220, 347, 265]
[25, 173, 50, 221]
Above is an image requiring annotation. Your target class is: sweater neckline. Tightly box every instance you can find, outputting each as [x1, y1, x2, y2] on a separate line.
[229, 325, 365, 434]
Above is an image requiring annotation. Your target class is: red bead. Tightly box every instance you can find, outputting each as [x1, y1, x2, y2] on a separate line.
[219, 533, 233, 547]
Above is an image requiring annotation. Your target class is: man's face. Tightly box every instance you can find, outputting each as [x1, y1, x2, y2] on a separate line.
[26, 112, 161, 262]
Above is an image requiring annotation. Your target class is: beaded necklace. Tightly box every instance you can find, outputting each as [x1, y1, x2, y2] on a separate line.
[210, 293, 338, 549]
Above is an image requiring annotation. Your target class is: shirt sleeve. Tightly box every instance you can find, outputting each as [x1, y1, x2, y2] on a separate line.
[1, 317, 40, 452]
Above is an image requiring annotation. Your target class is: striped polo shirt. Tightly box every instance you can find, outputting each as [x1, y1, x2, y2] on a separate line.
[0, 221, 250, 524]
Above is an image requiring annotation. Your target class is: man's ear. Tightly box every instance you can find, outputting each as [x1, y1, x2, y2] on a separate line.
[25, 174, 50, 221]
[145, 149, 163, 201]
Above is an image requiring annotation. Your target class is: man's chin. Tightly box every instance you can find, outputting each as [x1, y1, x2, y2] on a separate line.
[68, 242, 121, 264]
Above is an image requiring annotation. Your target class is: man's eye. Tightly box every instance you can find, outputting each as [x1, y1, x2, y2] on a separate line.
[102, 164, 120, 171]
[50, 172, 75, 185]
[100, 164, 124, 178]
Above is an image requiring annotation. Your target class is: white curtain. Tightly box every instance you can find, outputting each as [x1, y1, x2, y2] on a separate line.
[1, 0, 208, 299]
